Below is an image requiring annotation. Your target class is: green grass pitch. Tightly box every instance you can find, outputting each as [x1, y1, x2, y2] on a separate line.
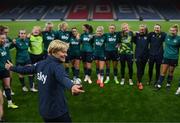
[1, 20, 180, 122]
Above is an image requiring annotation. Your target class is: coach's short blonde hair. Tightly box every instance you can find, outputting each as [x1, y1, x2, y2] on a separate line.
[48, 40, 69, 55]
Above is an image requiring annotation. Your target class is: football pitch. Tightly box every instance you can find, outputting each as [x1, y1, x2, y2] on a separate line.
[1, 20, 180, 122]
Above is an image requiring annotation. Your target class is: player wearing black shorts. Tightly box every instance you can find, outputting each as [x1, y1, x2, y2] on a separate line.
[104, 24, 120, 84]
[0, 33, 18, 109]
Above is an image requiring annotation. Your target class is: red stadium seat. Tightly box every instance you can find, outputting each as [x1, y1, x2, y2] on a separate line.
[0, 4, 9, 12]
[67, 1, 89, 19]
[92, 0, 113, 19]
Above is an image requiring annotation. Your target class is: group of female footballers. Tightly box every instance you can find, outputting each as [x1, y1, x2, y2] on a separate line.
[0, 22, 180, 112]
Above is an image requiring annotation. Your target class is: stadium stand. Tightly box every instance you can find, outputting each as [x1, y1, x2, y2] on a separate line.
[18, 5, 48, 20]
[42, 5, 69, 20]
[135, 5, 162, 20]
[0, 0, 180, 21]
[0, 4, 8, 13]
[92, 0, 114, 20]
[67, 1, 90, 19]
[155, 4, 180, 20]
[176, 4, 180, 10]
[114, 1, 138, 20]
[0, 5, 27, 20]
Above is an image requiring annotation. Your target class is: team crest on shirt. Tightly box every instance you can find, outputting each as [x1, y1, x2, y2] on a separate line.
[89, 35, 93, 39]
[1, 51, 7, 56]
[144, 37, 147, 40]
[25, 42, 29, 46]
[4, 43, 10, 48]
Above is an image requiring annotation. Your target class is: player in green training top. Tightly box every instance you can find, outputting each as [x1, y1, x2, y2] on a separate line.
[69, 27, 81, 83]
[56, 22, 71, 75]
[13, 30, 38, 92]
[155, 24, 180, 91]
[80, 24, 94, 84]
[42, 22, 56, 58]
[0, 33, 18, 109]
[28, 26, 44, 64]
[104, 24, 120, 84]
[118, 23, 134, 86]
[93, 26, 106, 88]
[28, 26, 43, 92]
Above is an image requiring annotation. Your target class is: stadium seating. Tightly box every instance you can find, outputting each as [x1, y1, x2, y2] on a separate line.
[155, 4, 180, 20]
[18, 5, 48, 19]
[0, 0, 180, 20]
[114, 5, 137, 19]
[92, 0, 113, 19]
[0, 5, 27, 20]
[135, 5, 162, 19]
[67, 1, 89, 19]
[0, 4, 8, 13]
[42, 5, 68, 19]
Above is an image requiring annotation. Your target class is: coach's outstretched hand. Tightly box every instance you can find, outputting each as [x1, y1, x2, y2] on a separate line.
[5, 60, 13, 70]
[71, 84, 85, 96]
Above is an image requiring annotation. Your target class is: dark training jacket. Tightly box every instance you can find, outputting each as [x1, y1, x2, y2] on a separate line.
[10, 55, 73, 119]
[148, 32, 166, 56]
[134, 33, 149, 60]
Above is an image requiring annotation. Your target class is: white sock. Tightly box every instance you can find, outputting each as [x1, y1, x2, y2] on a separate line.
[106, 76, 109, 80]
[98, 74, 100, 80]
[73, 76, 76, 80]
[157, 84, 161, 88]
[101, 76, 104, 83]
[114, 76, 117, 80]
[8, 100, 12, 105]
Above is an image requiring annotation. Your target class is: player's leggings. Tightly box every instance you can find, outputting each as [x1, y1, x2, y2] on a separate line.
[30, 53, 44, 64]
[136, 58, 147, 82]
[120, 54, 133, 79]
[148, 57, 161, 83]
